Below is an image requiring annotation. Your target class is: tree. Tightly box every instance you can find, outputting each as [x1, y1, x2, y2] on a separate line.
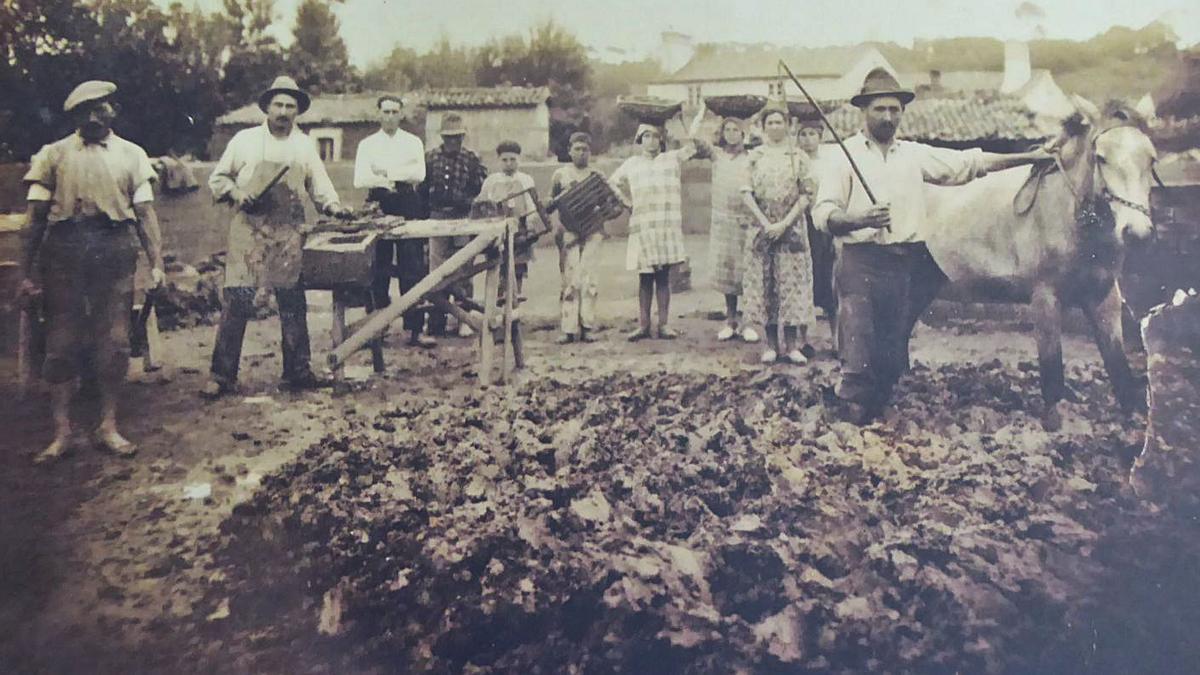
[288, 0, 357, 94]
[0, 0, 237, 159]
[216, 0, 288, 111]
[362, 36, 477, 91]
[474, 20, 593, 158]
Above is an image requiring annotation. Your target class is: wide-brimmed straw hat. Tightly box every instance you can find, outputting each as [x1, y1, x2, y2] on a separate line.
[258, 75, 311, 114]
[850, 68, 915, 108]
[64, 80, 117, 113]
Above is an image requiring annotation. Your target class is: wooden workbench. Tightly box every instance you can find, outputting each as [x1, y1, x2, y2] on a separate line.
[326, 216, 524, 386]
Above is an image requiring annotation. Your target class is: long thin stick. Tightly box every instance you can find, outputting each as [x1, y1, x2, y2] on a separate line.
[777, 60, 878, 205]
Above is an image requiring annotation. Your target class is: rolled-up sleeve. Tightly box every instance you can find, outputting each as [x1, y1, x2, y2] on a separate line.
[208, 134, 241, 201]
[918, 146, 986, 186]
[132, 147, 156, 204]
[23, 146, 54, 196]
[811, 155, 851, 233]
[305, 138, 340, 212]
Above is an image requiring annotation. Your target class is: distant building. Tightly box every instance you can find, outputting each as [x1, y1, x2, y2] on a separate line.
[903, 41, 1073, 121]
[210, 86, 552, 161]
[822, 94, 1052, 152]
[647, 40, 897, 107]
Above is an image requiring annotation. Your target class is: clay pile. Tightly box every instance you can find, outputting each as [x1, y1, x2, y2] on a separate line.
[155, 254, 274, 331]
[200, 362, 1198, 673]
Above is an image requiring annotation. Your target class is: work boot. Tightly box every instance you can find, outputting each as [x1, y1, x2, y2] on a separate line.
[281, 369, 332, 392]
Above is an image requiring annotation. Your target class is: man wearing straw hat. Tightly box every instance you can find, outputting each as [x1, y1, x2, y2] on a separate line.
[202, 75, 351, 398]
[421, 113, 488, 338]
[19, 80, 165, 463]
[812, 68, 1050, 423]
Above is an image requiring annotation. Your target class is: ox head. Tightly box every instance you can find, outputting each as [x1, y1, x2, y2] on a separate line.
[1061, 95, 1159, 245]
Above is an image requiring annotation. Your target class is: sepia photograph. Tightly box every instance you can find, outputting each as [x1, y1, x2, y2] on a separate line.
[1, 0, 1199, 672]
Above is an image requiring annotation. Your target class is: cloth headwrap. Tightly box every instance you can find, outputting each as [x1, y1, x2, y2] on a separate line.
[634, 123, 662, 143]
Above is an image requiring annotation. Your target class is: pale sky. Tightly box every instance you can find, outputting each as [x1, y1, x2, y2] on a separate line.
[175, 0, 1200, 68]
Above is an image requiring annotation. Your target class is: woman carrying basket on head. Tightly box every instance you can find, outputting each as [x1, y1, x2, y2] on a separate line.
[610, 105, 708, 341]
[707, 109, 759, 344]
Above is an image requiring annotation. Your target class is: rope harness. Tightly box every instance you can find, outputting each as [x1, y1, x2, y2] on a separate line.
[1014, 122, 1161, 230]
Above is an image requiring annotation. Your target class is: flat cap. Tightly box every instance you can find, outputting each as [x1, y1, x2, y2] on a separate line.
[64, 80, 117, 113]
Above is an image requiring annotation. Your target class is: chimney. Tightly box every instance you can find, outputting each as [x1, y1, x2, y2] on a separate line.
[658, 31, 695, 75]
[929, 69, 942, 91]
[1000, 40, 1031, 93]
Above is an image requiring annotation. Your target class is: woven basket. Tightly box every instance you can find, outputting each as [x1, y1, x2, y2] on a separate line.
[617, 96, 684, 124]
[704, 95, 767, 119]
[785, 99, 836, 121]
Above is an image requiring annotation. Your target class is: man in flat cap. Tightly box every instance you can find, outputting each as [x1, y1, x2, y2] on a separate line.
[20, 80, 165, 463]
[812, 68, 1050, 423]
[203, 75, 351, 398]
[421, 113, 489, 337]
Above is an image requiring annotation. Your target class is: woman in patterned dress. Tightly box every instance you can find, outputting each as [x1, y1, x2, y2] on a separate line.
[708, 116, 760, 344]
[610, 107, 706, 341]
[740, 104, 818, 364]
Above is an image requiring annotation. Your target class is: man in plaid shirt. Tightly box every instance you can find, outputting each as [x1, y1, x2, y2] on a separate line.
[421, 113, 489, 336]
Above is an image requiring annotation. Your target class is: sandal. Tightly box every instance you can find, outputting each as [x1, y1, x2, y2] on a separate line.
[94, 430, 138, 457]
[784, 349, 809, 365]
[32, 437, 72, 465]
[626, 327, 652, 342]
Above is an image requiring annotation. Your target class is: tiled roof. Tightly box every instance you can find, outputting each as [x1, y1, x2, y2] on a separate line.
[823, 93, 1048, 143]
[216, 87, 550, 126]
[663, 44, 874, 82]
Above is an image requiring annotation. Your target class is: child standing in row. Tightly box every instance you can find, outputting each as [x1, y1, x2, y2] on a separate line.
[479, 140, 539, 296]
[550, 132, 606, 343]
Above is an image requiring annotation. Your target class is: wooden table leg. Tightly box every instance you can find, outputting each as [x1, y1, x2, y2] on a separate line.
[366, 295, 386, 374]
[331, 289, 347, 381]
[501, 223, 516, 384]
[512, 319, 525, 370]
[480, 260, 500, 386]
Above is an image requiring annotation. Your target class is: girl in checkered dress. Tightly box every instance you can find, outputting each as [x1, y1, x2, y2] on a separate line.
[610, 108, 706, 341]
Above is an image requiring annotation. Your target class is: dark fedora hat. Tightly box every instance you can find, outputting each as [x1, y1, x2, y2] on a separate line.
[258, 75, 311, 114]
[850, 68, 914, 108]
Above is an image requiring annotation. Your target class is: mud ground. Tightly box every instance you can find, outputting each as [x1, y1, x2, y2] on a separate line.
[1, 236, 1190, 674]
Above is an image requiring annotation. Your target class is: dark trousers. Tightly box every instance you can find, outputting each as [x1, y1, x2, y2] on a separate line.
[426, 205, 474, 335]
[39, 221, 137, 384]
[211, 287, 311, 384]
[807, 215, 837, 316]
[834, 242, 946, 407]
[368, 186, 428, 333]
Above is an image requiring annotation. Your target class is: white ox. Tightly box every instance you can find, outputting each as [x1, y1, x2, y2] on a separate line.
[920, 95, 1159, 430]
